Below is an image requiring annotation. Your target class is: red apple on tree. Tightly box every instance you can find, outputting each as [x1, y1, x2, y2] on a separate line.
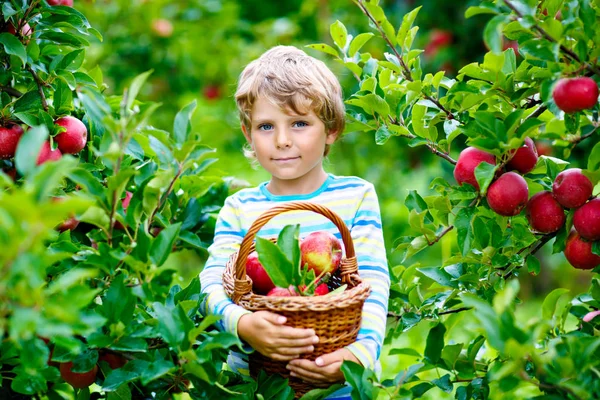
[36, 141, 62, 165]
[246, 250, 275, 295]
[204, 85, 221, 100]
[0, 124, 24, 159]
[564, 231, 600, 270]
[525, 191, 565, 233]
[552, 168, 593, 209]
[453, 147, 496, 190]
[506, 137, 538, 174]
[151, 19, 173, 38]
[300, 231, 342, 277]
[573, 199, 600, 241]
[59, 362, 98, 389]
[486, 172, 529, 216]
[55, 116, 87, 154]
[552, 77, 599, 113]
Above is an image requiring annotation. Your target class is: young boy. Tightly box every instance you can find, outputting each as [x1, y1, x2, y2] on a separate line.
[200, 46, 390, 397]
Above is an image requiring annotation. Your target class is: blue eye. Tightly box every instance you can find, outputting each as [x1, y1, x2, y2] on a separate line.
[258, 123, 273, 131]
[293, 121, 308, 128]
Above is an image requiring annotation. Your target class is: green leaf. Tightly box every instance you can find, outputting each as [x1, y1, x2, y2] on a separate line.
[153, 303, 186, 348]
[388, 348, 421, 357]
[255, 237, 294, 288]
[173, 100, 197, 145]
[0, 32, 27, 66]
[15, 125, 48, 176]
[588, 142, 600, 171]
[102, 274, 136, 324]
[305, 43, 339, 58]
[54, 77, 74, 115]
[348, 33, 374, 57]
[276, 224, 301, 284]
[474, 162, 498, 196]
[417, 266, 457, 288]
[483, 15, 506, 54]
[424, 323, 446, 363]
[126, 70, 153, 111]
[542, 288, 570, 321]
[149, 223, 182, 267]
[461, 294, 503, 351]
[330, 20, 348, 50]
[526, 256, 541, 275]
[102, 368, 140, 391]
[432, 374, 453, 393]
[396, 6, 421, 48]
[455, 207, 475, 256]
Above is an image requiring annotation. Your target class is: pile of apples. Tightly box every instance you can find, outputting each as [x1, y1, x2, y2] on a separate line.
[0, 116, 88, 175]
[246, 231, 342, 297]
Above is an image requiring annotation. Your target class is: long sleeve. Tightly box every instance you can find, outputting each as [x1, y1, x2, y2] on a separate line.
[199, 196, 252, 336]
[344, 183, 390, 370]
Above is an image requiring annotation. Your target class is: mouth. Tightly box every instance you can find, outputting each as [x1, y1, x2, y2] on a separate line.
[273, 156, 300, 162]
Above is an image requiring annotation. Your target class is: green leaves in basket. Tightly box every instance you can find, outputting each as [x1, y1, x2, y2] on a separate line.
[255, 224, 302, 289]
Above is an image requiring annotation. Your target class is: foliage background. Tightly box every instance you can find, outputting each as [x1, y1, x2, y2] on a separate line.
[1, 0, 598, 399]
[77, 0, 595, 397]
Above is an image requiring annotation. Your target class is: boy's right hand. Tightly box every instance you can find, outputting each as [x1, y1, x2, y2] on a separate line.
[238, 311, 319, 361]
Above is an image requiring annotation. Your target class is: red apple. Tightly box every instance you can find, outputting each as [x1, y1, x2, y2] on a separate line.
[314, 283, 329, 296]
[57, 216, 79, 232]
[47, 0, 62, 4]
[564, 231, 600, 270]
[535, 141, 553, 157]
[204, 85, 221, 100]
[0, 124, 24, 159]
[98, 352, 127, 369]
[424, 29, 452, 57]
[552, 77, 599, 113]
[55, 116, 87, 154]
[453, 147, 496, 190]
[61, 0, 73, 5]
[266, 286, 297, 297]
[59, 362, 98, 389]
[486, 172, 529, 216]
[6, 21, 33, 40]
[507, 137, 538, 174]
[573, 199, 600, 241]
[502, 39, 519, 55]
[525, 191, 565, 233]
[151, 19, 173, 38]
[36, 141, 62, 165]
[583, 310, 600, 323]
[300, 231, 342, 276]
[552, 168, 593, 209]
[246, 251, 275, 295]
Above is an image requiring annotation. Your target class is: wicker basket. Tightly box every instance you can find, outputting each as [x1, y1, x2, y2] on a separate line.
[223, 201, 371, 397]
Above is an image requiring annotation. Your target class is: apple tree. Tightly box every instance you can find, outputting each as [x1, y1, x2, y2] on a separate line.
[309, 0, 600, 398]
[0, 1, 300, 399]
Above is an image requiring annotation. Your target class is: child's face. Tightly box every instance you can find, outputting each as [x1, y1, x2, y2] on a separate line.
[243, 97, 337, 193]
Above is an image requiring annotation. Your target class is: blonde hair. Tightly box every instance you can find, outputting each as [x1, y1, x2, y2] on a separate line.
[235, 46, 345, 162]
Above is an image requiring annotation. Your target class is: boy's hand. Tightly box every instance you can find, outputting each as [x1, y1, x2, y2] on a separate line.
[238, 311, 319, 361]
[286, 348, 361, 386]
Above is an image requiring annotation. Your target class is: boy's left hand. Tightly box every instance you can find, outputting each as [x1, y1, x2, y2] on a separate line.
[286, 348, 361, 386]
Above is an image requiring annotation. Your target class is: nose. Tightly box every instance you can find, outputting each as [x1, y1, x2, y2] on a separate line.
[275, 129, 292, 149]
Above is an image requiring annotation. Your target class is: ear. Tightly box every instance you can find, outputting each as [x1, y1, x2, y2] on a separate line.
[325, 129, 339, 145]
[241, 125, 252, 144]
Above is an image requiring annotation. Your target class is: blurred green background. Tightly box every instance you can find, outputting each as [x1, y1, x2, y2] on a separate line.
[74, 0, 593, 396]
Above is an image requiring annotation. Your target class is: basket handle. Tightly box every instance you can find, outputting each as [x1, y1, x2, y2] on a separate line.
[235, 201, 356, 283]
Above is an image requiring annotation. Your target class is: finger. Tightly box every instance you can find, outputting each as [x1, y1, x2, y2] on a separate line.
[288, 366, 339, 384]
[314, 349, 348, 367]
[269, 344, 315, 356]
[260, 311, 288, 325]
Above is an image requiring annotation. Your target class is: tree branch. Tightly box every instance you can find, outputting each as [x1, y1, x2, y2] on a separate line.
[0, 85, 23, 98]
[356, 0, 456, 120]
[569, 125, 598, 145]
[503, 0, 600, 77]
[426, 225, 454, 246]
[26, 66, 48, 112]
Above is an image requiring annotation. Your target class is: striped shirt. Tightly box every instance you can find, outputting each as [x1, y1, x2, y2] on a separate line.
[199, 174, 390, 396]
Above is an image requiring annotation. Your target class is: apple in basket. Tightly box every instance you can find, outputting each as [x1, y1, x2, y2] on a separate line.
[300, 231, 342, 276]
[266, 283, 329, 297]
[246, 251, 275, 295]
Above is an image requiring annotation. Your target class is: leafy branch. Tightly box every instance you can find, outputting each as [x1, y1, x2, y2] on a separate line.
[503, 0, 600, 77]
[354, 0, 455, 120]
[0, 85, 23, 98]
